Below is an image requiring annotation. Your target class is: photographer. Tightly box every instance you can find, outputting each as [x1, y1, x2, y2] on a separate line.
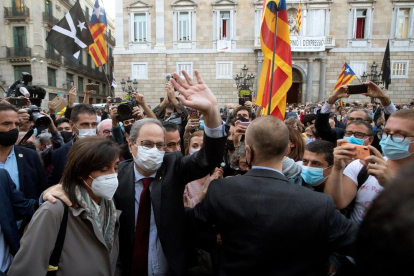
[315, 82, 396, 149]
[0, 102, 47, 201]
[153, 81, 188, 122]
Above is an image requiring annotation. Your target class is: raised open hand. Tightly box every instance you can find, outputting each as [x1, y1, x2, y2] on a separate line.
[171, 70, 217, 113]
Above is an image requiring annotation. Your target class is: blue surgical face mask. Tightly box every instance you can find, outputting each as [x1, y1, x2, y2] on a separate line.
[379, 136, 414, 160]
[301, 165, 332, 186]
[229, 109, 233, 115]
[344, 135, 366, 145]
[305, 137, 315, 144]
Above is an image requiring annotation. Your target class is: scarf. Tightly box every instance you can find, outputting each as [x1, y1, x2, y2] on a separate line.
[75, 186, 117, 251]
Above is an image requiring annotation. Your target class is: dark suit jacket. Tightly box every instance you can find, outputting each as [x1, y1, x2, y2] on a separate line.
[14, 146, 47, 199]
[189, 169, 358, 276]
[315, 112, 345, 145]
[115, 134, 227, 276]
[47, 140, 73, 186]
[0, 169, 35, 256]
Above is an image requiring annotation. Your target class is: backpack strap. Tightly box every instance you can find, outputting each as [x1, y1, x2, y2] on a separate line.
[357, 165, 369, 189]
[46, 199, 69, 276]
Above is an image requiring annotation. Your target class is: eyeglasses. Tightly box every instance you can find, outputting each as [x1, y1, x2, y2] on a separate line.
[377, 131, 414, 143]
[103, 130, 112, 135]
[166, 141, 180, 148]
[344, 131, 370, 139]
[140, 140, 166, 150]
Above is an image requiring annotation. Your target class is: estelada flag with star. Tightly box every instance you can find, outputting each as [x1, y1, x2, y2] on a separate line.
[89, 0, 108, 67]
[46, 1, 94, 64]
[333, 62, 356, 106]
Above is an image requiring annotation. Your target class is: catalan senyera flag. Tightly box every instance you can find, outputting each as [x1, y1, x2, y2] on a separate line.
[296, 3, 301, 32]
[257, 0, 292, 120]
[334, 62, 356, 106]
[89, 0, 108, 67]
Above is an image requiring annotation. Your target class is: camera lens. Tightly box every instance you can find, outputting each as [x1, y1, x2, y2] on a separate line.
[117, 104, 133, 120]
[32, 113, 50, 128]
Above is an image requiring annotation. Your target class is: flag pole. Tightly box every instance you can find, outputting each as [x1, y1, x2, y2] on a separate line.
[267, 7, 279, 115]
[99, 0, 113, 98]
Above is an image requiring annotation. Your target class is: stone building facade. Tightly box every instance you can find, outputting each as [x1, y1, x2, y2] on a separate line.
[0, 0, 116, 109]
[114, 0, 413, 108]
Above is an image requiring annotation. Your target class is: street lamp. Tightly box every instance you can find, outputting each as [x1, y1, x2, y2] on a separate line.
[234, 64, 256, 96]
[361, 61, 383, 103]
[121, 77, 138, 93]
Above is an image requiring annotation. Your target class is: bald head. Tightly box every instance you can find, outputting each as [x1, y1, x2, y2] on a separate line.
[245, 116, 289, 163]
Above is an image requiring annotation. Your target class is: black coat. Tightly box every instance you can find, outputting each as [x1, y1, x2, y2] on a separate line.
[189, 169, 358, 276]
[47, 140, 73, 186]
[0, 169, 35, 256]
[114, 134, 227, 276]
[14, 146, 47, 199]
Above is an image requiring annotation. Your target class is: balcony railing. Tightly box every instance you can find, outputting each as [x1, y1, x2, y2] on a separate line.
[6, 47, 31, 58]
[45, 50, 62, 63]
[325, 35, 336, 48]
[64, 59, 107, 82]
[105, 33, 116, 45]
[4, 6, 30, 19]
[43, 12, 59, 27]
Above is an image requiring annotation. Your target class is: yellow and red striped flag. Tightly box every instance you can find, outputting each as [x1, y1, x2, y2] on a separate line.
[89, 0, 108, 67]
[257, 0, 292, 120]
[334, 62, 356, 106]
[296, 3, 301, 32]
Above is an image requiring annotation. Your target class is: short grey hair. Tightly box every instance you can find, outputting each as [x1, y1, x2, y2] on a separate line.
[347, 108, 373, 123]
[129, 118, 166, 144]
[38, 133, 52, 146]
[231, 143, 246, 169]
[97, 119, 112, 132]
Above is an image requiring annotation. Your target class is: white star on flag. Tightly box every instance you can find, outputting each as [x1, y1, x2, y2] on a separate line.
[345, 68, 350, 73]
[77, 20, 86, 31]
[93, 6, 104, 19]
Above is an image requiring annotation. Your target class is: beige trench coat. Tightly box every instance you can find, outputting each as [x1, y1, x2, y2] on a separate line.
[8, 200, 121, 276]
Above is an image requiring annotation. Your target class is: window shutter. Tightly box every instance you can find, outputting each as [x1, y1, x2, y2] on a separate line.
[410, 8, 414, 38]
[13, 27, 18, 49]
[230, 10, 234, 40]
[189, 11, 192, 41]
[130, 13, 134, 42]
[217, 11, 221, 40]
[366, 8, 372, 38]
[173, 11, 177, 42]
[352, 9, 357, 39]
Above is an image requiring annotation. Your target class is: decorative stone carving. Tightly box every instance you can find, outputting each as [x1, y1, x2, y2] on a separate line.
[288, 8, 299, 35]
[293, 69, 302, 82]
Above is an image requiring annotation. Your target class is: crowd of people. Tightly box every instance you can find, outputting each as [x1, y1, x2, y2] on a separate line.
[0, 69, 414, 276]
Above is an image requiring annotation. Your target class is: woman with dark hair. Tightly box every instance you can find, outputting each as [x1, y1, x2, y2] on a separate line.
[9, 137, 121, 276]
[286, 126, 306, 162]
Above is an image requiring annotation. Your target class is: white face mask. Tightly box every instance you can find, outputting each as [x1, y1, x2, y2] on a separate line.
[78, 128, 97, 139]
[189, 148, 200, 155]
[134, 146, 165, 172]
[86, 173, 118, 200]
[305, 137, 316, 144]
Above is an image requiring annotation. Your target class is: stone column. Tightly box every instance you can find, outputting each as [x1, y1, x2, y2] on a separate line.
[256, 51, 264, 96]
[155, 0, 165, 49]
[306, 58, 314, 103]
[115, 0, 124, 50]
[319, 58, 326, 102]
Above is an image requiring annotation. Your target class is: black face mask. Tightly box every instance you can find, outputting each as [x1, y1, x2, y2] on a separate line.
[225, 140, 235, 152]
[124, 125, 132, 135]
[60, 131, 73, 143]
[238, 170, 248, 175]
[0, 129, 19, 147]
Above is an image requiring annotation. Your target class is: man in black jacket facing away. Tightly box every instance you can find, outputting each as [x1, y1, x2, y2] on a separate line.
[189, 116, 357, 276]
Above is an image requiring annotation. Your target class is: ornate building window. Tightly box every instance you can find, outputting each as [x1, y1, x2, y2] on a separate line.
[172, 0, 197, 49]
[127, 0, 152, 50]
[212, 0, 238, 51]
